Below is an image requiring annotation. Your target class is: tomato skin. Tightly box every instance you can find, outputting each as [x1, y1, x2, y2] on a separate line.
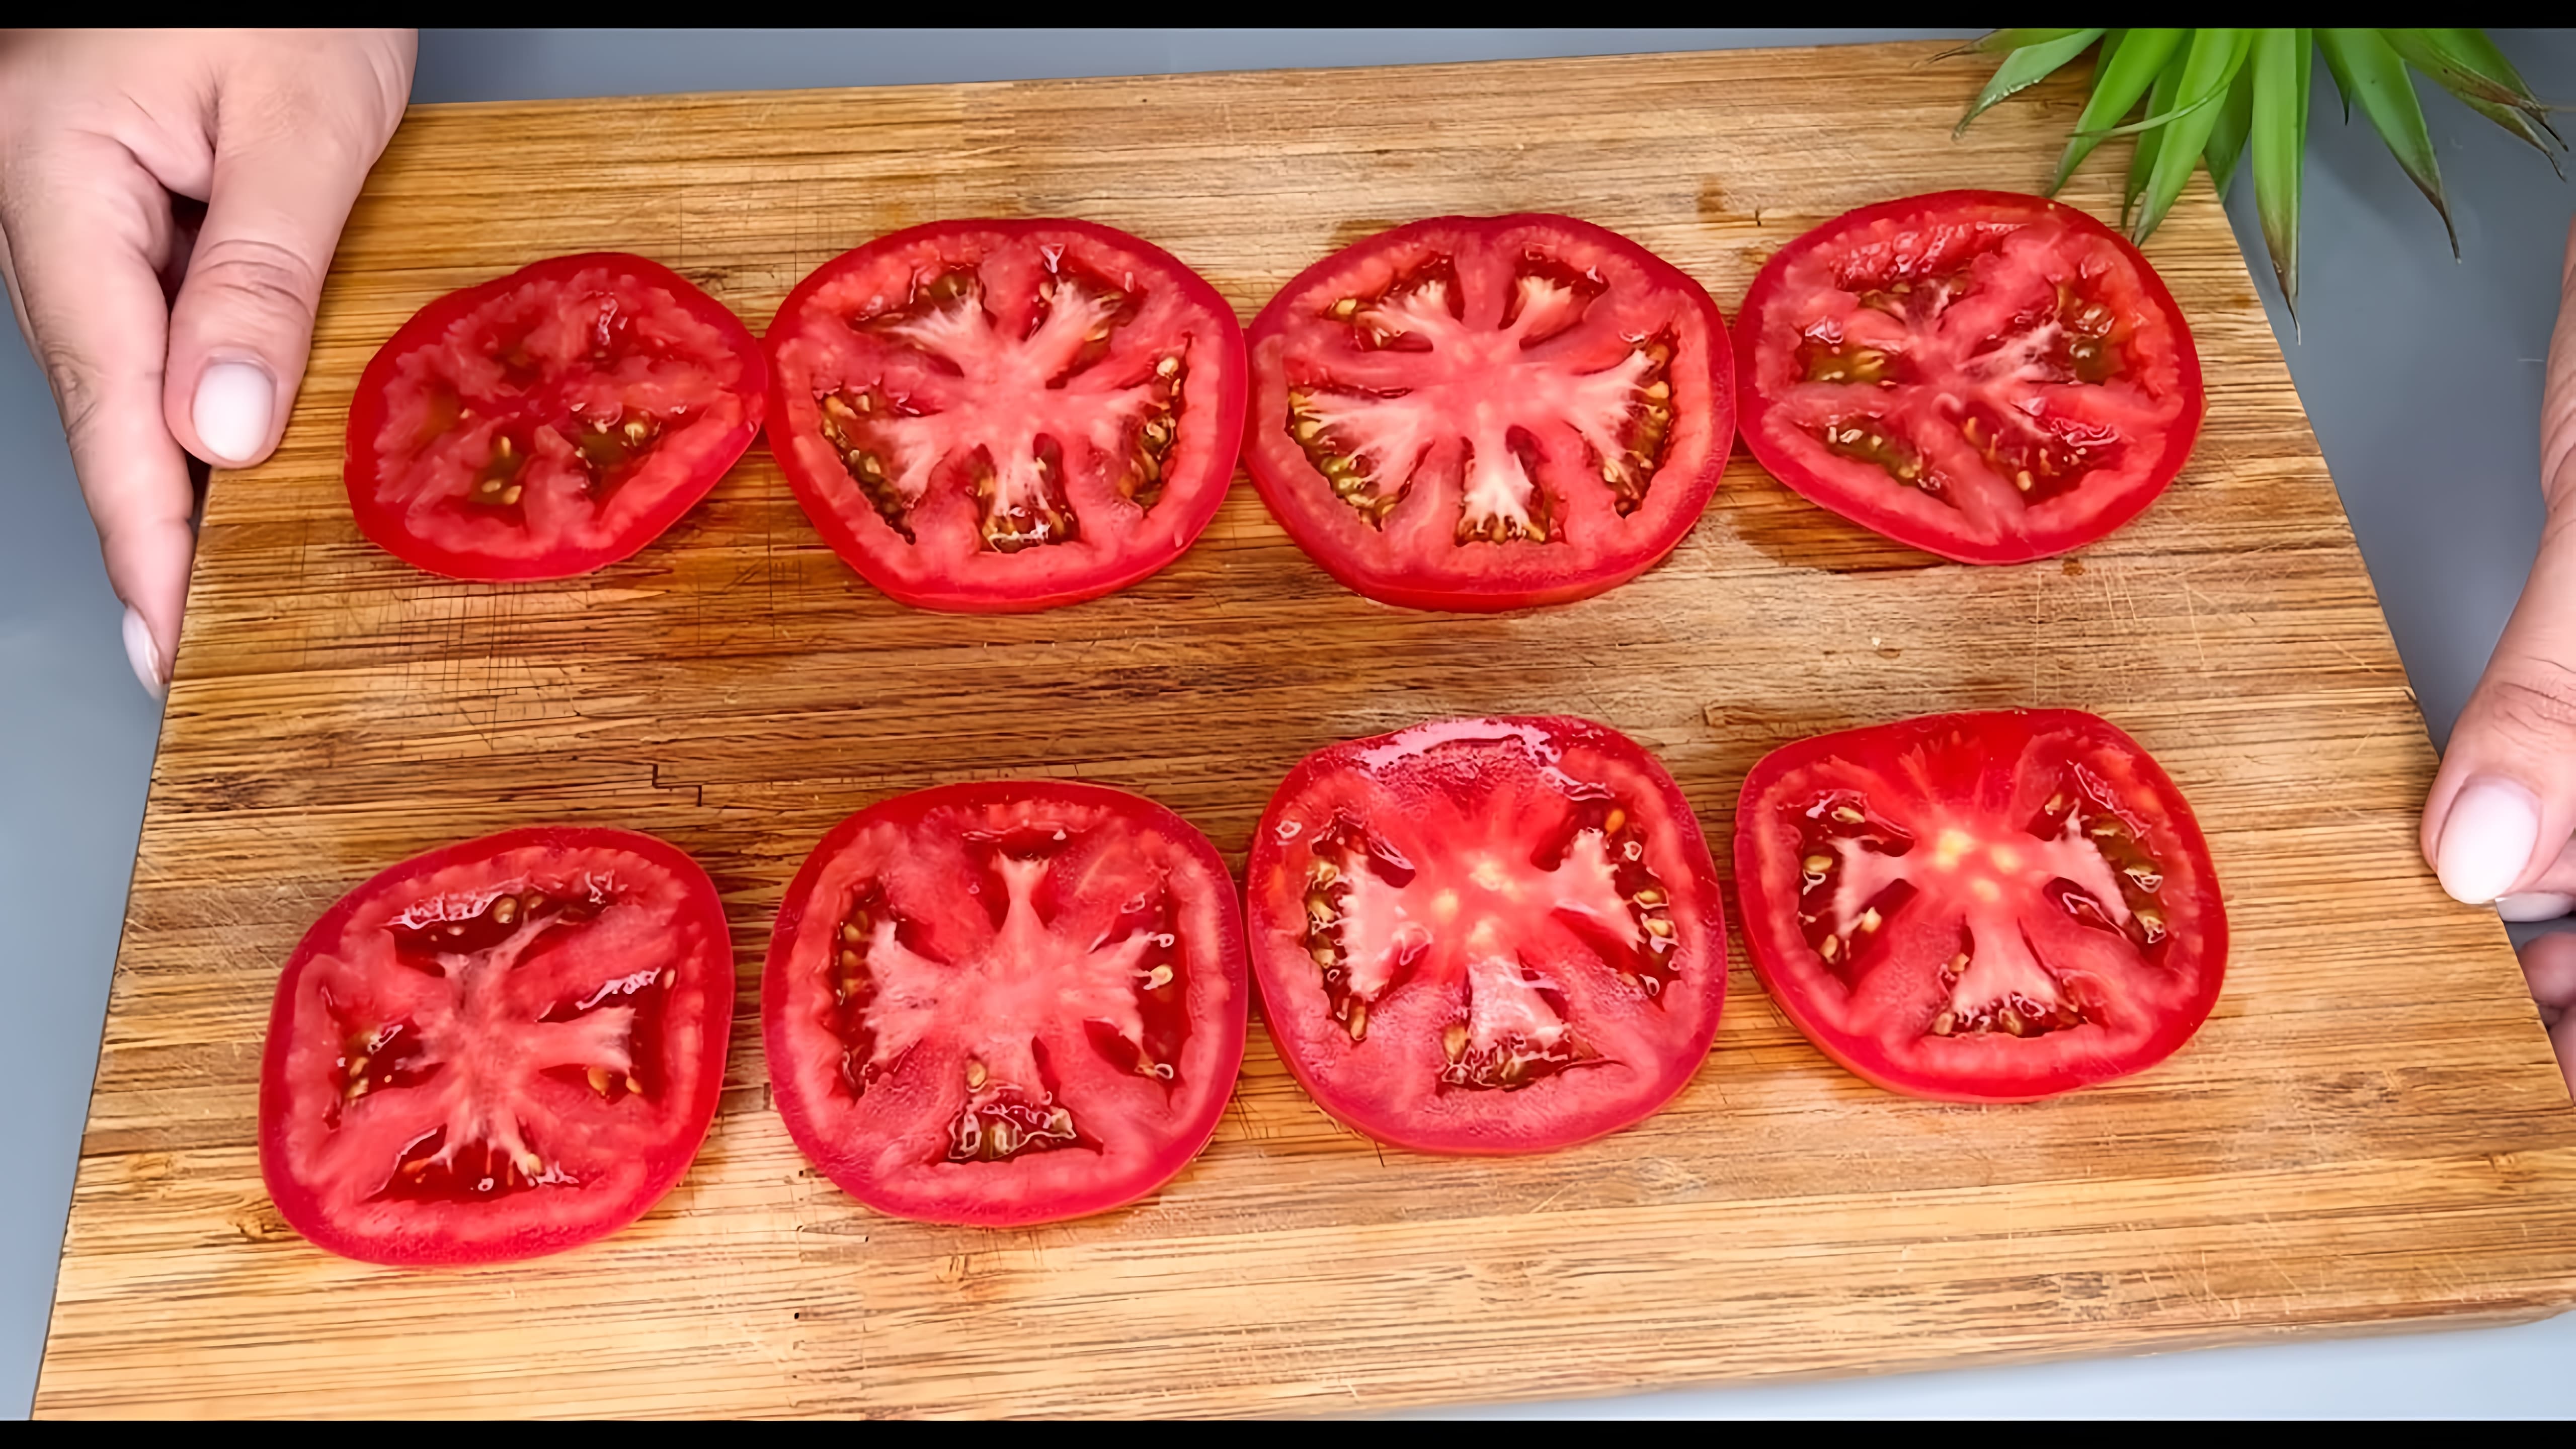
[258, 827, 734, 1267]
[1247, 716, 1728, 1155]
[1245, 215, 1734, 612]
[764, 219, 1249, 613]
[344, 252, 768, 581]
[1734, 709, 2226, 1103]
[1735, 191, 2204, 565]
[763, 781, 1248, 1227]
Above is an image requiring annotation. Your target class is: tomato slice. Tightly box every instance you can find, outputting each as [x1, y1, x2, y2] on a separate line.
[1735, 191, 2204, 564]
[1734, 709, 2226, 1102]
[258, 827, 734, 1265]
[344, 253, 767, 580]
[1244, 215, 1733, 611]
[1246, 717, 1727, 1153]
[763, 782, 1247, 1225]
[763, 220, 1248, 612]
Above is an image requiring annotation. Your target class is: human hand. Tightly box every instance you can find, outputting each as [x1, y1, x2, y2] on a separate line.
[2422, 218, 2576, 1089]
[0, 28, 414, 696]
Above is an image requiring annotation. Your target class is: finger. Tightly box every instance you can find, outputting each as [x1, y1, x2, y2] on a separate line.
[2522, 931, 2576, 1016]
[3, 138, 195, 694]
[2552, 1014, 2576, 1098]
[161, 99, 388, 469]
[2422, 221, 2576, 904]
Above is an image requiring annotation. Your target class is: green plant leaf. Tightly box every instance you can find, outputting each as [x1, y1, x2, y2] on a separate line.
[1945, 27, 2096, 59]
[1956, 28, 2107, 136]
[2319, 27, 2457, 255]
[2132, 28, 2251, 244]
[2206, 52, 2259, 196]
[2125, 43, 2190, 229]
[2381, 28, 2542, 112]
[2320, 28, 2356, 123]
[2382, 28, 2567, 170]
[2250, 28, 2311, 319]
[2049, 27, 2184, 194]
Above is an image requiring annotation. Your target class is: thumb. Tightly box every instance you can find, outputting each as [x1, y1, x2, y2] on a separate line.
[2423, 526, 2576, 907]
[160, 123, 379, 469]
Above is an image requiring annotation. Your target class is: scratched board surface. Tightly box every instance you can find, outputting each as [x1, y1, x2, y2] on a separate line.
[35, 42, 2576, 1418]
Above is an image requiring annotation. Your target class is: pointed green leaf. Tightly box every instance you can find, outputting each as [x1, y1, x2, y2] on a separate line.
[2430, 28, 2561, 144]
[2126, 45, 2189, 229]
[1957, 28, 2107, 136]
[2206, 49, 2259, 196]
[2454, 91, 2569, 174]
[2049, 27, 2186, 194]
[2319, 28, 2356, 124]
[2250, 28, 2310, 319]
[1944, 28, 2095, 59]
[2384, 28, 2567, 163]
[2319, 27, 2457, 255]
[2132, 28, 2251, 244]
[2382, 28, 2538, 112]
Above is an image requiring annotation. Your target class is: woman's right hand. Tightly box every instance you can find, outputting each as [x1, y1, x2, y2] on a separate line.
[0, 28, 415, 696]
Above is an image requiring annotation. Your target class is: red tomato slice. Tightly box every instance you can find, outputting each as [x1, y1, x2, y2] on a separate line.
[1246, 717, 1727, 1154]
[258, 827, 734, 1266]
[344, 252, 767, 580]
[763, 782, 1248, 1226]
[764, 220, 1248, 612]
[1244, 215, 1733, 611]
[1734, 709, 2226, 1102]
[1735, 191, 2204, 564]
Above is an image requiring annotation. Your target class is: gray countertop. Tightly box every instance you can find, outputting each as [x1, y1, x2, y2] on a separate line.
[4, 28, 2571, 1417]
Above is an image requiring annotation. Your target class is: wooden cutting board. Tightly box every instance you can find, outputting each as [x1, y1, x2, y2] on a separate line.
[35, 41, 2576, 1419]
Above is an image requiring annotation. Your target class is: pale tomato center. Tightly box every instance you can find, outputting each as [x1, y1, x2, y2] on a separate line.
[1290, 262, 1675, 543]
[337, 880, 676, 1201]
[831, 843, 1184, 1162]
[1798, 771, 2174, 1039]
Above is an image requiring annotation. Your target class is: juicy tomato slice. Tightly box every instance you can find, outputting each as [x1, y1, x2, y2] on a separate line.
[1246, 717, 1727, 1154]
[1735, 191, 2205, 564]
[1734, 709, 2226, 1102]
[764, 219, 1248, 613]
[1244, 215, 1733, 611]
[763, 782, 1248, 1226]
[344, 252, 768, 580]
[258, 827, 734, 1265]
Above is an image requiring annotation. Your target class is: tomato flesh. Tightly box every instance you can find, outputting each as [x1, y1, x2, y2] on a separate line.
[1734, 709, 2226, 1101]
[1247, 717, 1727, 1153]
[765, 220, 1247, 612]
[1735, 191, 2204, 564]
[763, 782, 1247, 1225]
[1245, 215, 1732, 610]
[344, 253, 767, 580]
[258, 827, 733, 1265]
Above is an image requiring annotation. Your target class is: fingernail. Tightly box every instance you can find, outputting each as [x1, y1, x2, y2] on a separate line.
[2499, 892, 2576, 922]
[2437, 777, 2544, 904]
[191, 360, 273, 465]
[121, 605, 166, 700]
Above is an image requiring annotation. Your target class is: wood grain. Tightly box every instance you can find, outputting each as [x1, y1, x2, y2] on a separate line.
[35, 41, 2576, 1418]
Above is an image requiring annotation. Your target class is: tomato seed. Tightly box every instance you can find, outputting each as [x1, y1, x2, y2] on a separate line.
[588, 1067, 612, 1095]
[1345, 1001, 1369, 1043]
[1443, 1022, 1469, 1061]
[965, 1060, 989, 1091]
[1801, 853, 1833, 875]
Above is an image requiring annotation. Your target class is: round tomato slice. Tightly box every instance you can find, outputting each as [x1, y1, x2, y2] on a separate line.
[763, 782, 1247, 1226]
[1244, 215, 1733, 611]
[764, 220, 1248, 612]
[1735, 191, 2204, 564]
[258, 827, 734, 1266]
[344, 252, 767, 580]
[1246, 717, 1727, 1154]
[1734, 709, 2226, 1102]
